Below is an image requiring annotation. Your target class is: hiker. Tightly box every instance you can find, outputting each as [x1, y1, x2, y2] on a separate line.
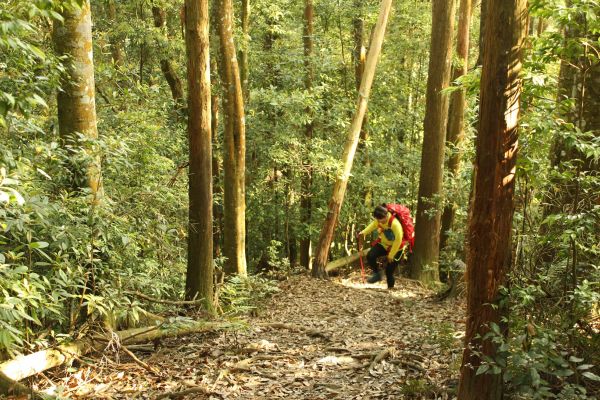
[357, 204, 406, 289]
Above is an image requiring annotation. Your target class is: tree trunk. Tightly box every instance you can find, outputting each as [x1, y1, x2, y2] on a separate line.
[53, 0, 102, 201]
[300, 0, 315, 270]
[475, 0, 487, 67]
[239, 0, 250, 101]
[152, 6, 185, 107]
[184, 0, 214, 310]
[139, 4, 147, 84]
[312, 0, 393, 278]
[457, 0, 527, 397]
[216, 0, 247, 276]
[352, 0, 372, 207]
[439, 0, 473, 252]
[410, 0, 456, 284]
[107, 0, 123, 68]
[211, 78, 223, 258]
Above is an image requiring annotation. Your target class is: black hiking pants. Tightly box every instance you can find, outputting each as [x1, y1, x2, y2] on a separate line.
[367, 243, 397, 289]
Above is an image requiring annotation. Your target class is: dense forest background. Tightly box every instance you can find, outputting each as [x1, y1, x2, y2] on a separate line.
[0, 0, 598, 398]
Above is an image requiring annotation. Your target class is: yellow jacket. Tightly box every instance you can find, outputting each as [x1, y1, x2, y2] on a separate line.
[359, 212, 404, 261]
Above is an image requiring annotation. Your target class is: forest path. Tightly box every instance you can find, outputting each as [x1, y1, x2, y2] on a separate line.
[41, 274, 465, 399]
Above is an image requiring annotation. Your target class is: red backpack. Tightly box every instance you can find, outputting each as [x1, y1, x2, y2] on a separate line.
[385, 203, 415, 252]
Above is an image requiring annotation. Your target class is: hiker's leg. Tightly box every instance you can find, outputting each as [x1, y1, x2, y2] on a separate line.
[367, 244, 386, 273]
[385, 260, 397, 289]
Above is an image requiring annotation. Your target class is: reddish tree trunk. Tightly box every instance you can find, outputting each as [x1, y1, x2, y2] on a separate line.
[457, 0, 527, 397]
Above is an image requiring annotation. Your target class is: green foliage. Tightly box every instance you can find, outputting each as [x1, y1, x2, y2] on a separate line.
[471, 287, 599, 399]
[218, 275, 280, 316]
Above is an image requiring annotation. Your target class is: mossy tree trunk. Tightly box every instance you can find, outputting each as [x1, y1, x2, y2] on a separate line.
[216, 0, 247, 276]
[54, 0, 102, 201]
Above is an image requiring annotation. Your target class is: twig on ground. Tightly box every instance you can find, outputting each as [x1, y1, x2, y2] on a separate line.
[121, 345, 162, 376]
[259, 322, 330, 341]
[389, 359, 426, 372]
[125, 344, 154, 352]
[230, 355, 282, 372]
[154, 385, 214, 400]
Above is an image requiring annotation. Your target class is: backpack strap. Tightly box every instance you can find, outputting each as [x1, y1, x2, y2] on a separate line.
[387, 214, 395, 226]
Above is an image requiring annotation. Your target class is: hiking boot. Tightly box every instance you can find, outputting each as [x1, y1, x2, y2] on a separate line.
[367, 272, 382, 283]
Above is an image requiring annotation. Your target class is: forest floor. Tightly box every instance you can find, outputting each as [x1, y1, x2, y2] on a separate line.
[32, 273, 466, 399]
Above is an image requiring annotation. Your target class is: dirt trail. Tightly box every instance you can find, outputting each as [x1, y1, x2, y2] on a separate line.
[35, 274, 465, 399]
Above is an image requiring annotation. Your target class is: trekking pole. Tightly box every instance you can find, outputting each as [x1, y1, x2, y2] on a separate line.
[357, 234, 366, 284]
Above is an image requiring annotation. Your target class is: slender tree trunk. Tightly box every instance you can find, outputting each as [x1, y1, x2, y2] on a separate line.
[439, 0, 473, 252]
[107, 0, 123, 68]
[300, 0, 315, 270]
[410, 0, 456, 284]
[152, 6, 185, 107]
[239, 0, 250, 101]
[312, 0, 393, 278]
[457, 0, 527, 397]
[211, 77, 222, 258]
[352, 0, 372, 207]
[53, 0, 102, 200]
[139, 4, 146, 84]
[216, 0, 247, 276]
[184, 0, 214, 311]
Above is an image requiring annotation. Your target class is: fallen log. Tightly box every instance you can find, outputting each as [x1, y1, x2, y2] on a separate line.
[0, 320, 244, 384]
[325, 249, 370, 273]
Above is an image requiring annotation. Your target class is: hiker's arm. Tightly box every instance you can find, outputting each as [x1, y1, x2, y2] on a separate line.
[359, 220, 377, 238]
[387, 219, 404, 260]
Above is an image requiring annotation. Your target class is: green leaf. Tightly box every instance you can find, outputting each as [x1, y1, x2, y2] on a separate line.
[577, 364, 594, 370]
[582, 372, 600, 381]
[28, 45, 46, 60]
[530, 368, 541, 387]
[569, 356, 584, 363]
[476, 364, 489, 375]
[28, 241, 49, 249]
[12, 266, 28, 274]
